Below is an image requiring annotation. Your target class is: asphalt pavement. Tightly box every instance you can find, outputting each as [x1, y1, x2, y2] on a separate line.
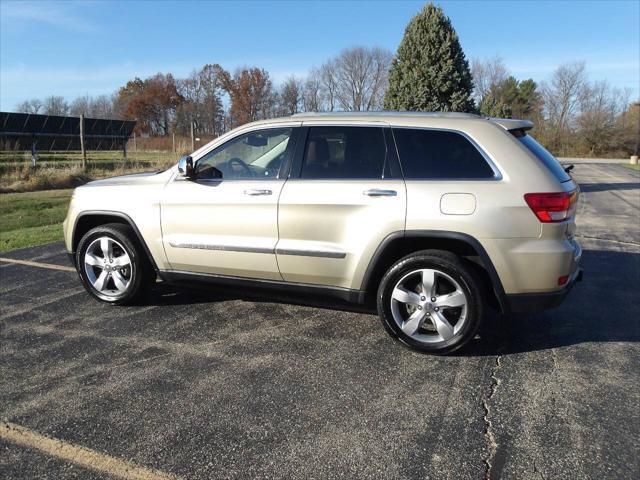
[1, 163, 638, 479]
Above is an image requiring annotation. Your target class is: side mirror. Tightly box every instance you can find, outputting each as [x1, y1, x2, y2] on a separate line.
[177, 155, 193, 178]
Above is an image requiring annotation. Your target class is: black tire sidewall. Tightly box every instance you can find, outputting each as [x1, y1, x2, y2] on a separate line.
[76, 225, 144, 305]
[377, 253, 482, 354]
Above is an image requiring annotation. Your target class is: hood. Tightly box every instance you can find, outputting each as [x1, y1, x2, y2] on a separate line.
[84, 170, 169, 188]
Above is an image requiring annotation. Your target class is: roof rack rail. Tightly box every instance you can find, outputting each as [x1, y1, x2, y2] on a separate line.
[291, 111, 480, 118]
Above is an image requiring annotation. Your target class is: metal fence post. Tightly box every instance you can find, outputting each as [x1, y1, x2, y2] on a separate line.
[79, 114, 86, 171]
[31, 136, 37, 167]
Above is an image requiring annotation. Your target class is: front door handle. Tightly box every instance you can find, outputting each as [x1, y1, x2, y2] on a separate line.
[244, 189, 272, 196]
[363, 189, 397, 197]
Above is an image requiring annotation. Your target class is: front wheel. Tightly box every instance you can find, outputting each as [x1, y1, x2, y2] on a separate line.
[76, 223, 153, 305]
[377, 250, 483, 354]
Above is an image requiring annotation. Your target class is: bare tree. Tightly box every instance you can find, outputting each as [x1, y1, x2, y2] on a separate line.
[15, 98, 43, 114]
[320, 60, 339, 111]
[541, 62, 588, 152]
[302, 68, 323, 112]
[577, 81, 629, 155]
[70, 95, 91, 116]
[471, 56, 508, 105]
[43, 95, 70, 116]
[91, 94, 116, 119]
[278, 76, 302, 116]
[327, 46, 392, 111]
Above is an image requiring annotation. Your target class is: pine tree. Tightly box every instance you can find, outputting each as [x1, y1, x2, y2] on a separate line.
[383, 3, 475, 112]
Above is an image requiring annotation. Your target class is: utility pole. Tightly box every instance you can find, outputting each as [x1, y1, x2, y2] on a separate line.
[172, 132, 176, 153]
[190, 121, 195, 152]
[79, 114, 86, 171]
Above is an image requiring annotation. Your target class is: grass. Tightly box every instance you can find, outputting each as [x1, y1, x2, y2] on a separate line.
[0, 150, 178, 193]
[0, 189, 72, 253]
[620, 162, 640, 171]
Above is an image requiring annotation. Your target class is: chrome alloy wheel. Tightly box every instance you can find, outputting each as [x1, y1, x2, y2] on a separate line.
[390, 268, 468, 343]
[83, 237, 132, 297]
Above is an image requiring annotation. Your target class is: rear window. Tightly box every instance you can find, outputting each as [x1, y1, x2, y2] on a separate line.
[393, 128, 496, 180]
[514, 132, 571, 183]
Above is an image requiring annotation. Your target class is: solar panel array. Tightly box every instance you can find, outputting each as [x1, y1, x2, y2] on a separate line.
[0, 112, 136, 151]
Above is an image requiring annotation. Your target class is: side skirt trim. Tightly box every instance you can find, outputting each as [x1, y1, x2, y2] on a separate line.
[159, 269, 367, 304]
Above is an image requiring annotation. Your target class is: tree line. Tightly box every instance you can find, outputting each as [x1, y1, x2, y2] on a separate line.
[14, 3, 638, 158]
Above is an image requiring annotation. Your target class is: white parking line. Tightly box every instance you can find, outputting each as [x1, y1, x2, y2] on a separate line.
[0, 421, 180, 480]
[0, 257, 75, 272]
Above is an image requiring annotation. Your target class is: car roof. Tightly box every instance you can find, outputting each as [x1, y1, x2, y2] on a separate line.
[283, 111, 533, 131]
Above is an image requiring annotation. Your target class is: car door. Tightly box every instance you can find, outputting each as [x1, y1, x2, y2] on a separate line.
[161, 124, 300, 279]
[276, 123, 407, 290]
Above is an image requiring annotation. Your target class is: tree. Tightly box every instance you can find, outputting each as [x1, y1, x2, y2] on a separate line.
[15, 98, 43, 114]
[69, 95, 91, 117]
[278, 76, 302, 116]
[222, 67, 275, 127]
[320, 60, 338, 111]
[471, 56, 508, 105]
[383, 3, 474, 112]
[302, 69, 323, 112]
[115, 73, 183, 134]
[541, 62, 587, 153]
[479, 76, 542, 120]
[577, 81, 628, 155]
[43, 95, 69, 116]
[332, 46, 392, 111]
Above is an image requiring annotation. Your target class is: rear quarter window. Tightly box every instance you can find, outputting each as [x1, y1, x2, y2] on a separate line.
[393, 128, 496, 180]
[514, 132, 571, 183]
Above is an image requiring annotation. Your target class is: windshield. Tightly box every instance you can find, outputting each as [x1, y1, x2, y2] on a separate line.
[514, 131, 571, 182]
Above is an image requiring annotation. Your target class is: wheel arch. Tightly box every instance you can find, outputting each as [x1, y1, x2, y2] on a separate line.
[361, 230, 508, 313]
[72, 211, 159, 272]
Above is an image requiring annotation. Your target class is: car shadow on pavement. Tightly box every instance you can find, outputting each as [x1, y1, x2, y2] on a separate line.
[462, 248, 639, 356]
[578, 182, 639, 193]
[144, 248, 638, 356]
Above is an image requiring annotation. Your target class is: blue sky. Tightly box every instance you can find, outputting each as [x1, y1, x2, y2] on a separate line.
[1, 0, 638, 110]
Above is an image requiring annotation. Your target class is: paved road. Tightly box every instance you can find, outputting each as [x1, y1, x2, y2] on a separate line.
[1, 163, 638, 480]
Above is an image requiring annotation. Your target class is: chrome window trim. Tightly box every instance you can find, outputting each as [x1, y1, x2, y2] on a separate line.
[390, 125, 504, 181]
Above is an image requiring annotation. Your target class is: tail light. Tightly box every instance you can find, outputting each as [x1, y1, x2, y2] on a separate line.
[524, 190, 577, 223]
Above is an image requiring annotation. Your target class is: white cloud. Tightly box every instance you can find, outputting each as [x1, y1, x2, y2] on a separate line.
[0, 1, 98, 33]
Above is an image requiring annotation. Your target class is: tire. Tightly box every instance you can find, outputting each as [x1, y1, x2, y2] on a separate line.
[377, 250, 483, 354]
[75, 223, 153, 305]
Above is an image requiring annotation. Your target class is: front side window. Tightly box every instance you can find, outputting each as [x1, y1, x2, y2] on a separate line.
[300, 126, 387, 179]
[393, 128, 496, 180]
[196, 128, 293, 180]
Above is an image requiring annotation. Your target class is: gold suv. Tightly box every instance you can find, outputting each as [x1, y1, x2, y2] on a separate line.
[63, 112, 582, 353]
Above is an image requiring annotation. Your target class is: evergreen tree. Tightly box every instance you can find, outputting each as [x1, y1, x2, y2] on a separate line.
[383, 3, 475, 112]
[479, 76, 542, 120]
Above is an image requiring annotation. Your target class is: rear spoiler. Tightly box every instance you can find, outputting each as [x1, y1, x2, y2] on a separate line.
[490, 118, 534, 132]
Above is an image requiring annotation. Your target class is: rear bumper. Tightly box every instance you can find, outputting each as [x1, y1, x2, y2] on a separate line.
[505, 268, 583, 314]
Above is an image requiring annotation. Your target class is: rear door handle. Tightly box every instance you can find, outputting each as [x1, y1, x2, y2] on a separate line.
[244, 189, 272, 196]
[363, 189, 397, 197]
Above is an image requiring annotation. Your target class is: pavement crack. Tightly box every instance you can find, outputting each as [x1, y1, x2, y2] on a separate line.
[483, 353, 502, 480]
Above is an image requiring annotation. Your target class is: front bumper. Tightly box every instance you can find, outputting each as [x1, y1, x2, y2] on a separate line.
[505, 268, 583, 314]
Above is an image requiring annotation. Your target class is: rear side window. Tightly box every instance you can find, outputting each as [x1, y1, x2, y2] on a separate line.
[515, 132, 571, 183]
[393, 128, 496, 180]
[300, 126, 386, 179]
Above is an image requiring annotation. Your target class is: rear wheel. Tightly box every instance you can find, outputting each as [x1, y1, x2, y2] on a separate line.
[76, 223, 153, 305]
[377, 250, 483, 354]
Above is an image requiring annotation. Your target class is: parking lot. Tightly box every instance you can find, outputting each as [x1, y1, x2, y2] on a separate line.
[1, 162, 638, 479]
